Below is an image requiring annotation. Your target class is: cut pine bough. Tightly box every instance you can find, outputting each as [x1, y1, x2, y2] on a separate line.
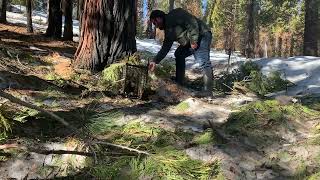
[0, 90, 150, 156]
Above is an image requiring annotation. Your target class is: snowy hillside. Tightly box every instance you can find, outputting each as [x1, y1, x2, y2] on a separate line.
[5, 6, 320, 96]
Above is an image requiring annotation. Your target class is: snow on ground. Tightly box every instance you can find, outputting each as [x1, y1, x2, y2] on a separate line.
[6, 5, 80, 36]
[5, 6, 320, 96]
[255, 56, 320, 96]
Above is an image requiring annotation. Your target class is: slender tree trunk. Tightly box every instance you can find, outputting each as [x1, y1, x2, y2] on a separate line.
[46, 0, 62, 38]
[169, 0, 174, 11]
[26, 0, 33, 33]
[0, 0, 7, 23]
[303, 0, 319, 56]
[78, 0, 84, 32]
[63, 0, 73, 40]
[290, 35, 295, 57]
[145, 0, 156, 39]
[277, 36, 283, 57]
[136, 0, 144, 38]
[73, 0, 137, 71]
[245, 0, 255, 58]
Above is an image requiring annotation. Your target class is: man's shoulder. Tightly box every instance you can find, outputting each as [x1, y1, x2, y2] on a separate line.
[167, 8, 189, 16]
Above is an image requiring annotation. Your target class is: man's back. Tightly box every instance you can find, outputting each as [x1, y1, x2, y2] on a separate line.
[164, 8, 210, 46]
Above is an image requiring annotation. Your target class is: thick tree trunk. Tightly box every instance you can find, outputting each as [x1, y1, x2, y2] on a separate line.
[46, 0, 62, 38]
[0, 0, 7, 23]
[169, 0, 174, 11]
[26, 0, 33, 33]
[73, 0, 137, 71]
[63, 0, 73, 40]
[245, 0, 255, 58]
[303, 0, 319, 56]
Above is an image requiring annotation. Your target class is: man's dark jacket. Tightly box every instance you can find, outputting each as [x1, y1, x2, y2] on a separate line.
[153, 8, 210, 63]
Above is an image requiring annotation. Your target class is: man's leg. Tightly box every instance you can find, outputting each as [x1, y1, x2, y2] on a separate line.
[194, 32, 213, 92]
[174, 45, 192, 85]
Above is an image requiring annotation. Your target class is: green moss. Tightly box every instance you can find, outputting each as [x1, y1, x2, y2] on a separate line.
[224, 100, 319, 146]
[193, 130, 215, 145]
[308, 172, 320, 180]
[175, 101, 190, 112]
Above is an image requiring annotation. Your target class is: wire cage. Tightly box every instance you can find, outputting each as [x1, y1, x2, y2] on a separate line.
[121, 62, 149, 98]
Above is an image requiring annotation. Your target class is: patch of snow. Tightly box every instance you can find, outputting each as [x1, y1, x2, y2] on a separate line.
[255, 56, 320, 96]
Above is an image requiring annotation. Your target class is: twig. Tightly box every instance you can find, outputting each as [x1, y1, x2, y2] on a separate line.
[222, 83, 234, 91]
[28, 149, 94, 157]
[94, 141, 150, 155]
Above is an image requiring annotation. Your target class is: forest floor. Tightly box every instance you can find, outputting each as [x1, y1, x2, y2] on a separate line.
[1, 23, 320, 180]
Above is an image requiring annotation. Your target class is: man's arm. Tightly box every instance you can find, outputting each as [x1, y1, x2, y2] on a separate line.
[153, 38, 174, 64]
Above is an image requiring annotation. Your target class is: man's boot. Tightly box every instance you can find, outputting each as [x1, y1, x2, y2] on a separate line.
[193, 67, 213, 97]
[203, 66, 213, 92]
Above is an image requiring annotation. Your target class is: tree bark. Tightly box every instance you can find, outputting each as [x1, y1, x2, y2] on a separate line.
[78, 0, 84, 32]
[245, 0, 255, 58]
[63, 0, 73, 40]
[46, 0, 62, 38]
[26, 0, 33, 33]
[169, 0, 174, 11]
[0, 0, 7, 23]
[136, 0, 144, 37]
[73, 0, 137, 71]
[145, 0, 156, 39]
[303, 0, 319, 56]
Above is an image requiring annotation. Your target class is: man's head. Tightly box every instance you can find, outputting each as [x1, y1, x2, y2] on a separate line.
[150, 10, 166, 30]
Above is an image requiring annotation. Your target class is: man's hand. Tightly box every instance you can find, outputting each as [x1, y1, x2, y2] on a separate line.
[191, 43, 198, 50]
[149, 62, 156, 72]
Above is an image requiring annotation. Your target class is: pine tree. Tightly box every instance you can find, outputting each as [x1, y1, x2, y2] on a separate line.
[73, 0, 137, 71]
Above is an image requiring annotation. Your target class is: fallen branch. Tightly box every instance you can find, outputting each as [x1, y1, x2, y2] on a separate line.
[0, 90, 75, 131]
[0, 90, 150, 156]
[94, 141, 150, 155]
[29, 149, 94, 157]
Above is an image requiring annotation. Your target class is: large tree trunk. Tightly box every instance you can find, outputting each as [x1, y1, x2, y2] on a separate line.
[169, 0, 174, 11]
[73, 0, 137, 71]
[63, 0, 73, 40]
[46, 0, 62, 38]
[245, 0, 255, 58]
[0, 0, 7, 23]
[26, 0, 33, 33]
[303, 0, 319, 56]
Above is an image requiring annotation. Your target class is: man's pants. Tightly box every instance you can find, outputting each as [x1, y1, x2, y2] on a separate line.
[174, 31, 213, 85]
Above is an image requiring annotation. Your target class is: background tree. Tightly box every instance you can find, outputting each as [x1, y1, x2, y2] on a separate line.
[303, 0, 319, 56]
[145, 0, 156, 38]
[0, 0, 7, 23]
[26, 0, 33, 33]
[46, 0, 62, 38]
[62, 0, 73, 40]
[136, 0, 144, 38]
[245, 0, 255, 58]
[73, 0, 137, 71]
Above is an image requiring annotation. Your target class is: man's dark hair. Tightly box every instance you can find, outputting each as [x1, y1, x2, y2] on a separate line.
[150, 10, 166, 20]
